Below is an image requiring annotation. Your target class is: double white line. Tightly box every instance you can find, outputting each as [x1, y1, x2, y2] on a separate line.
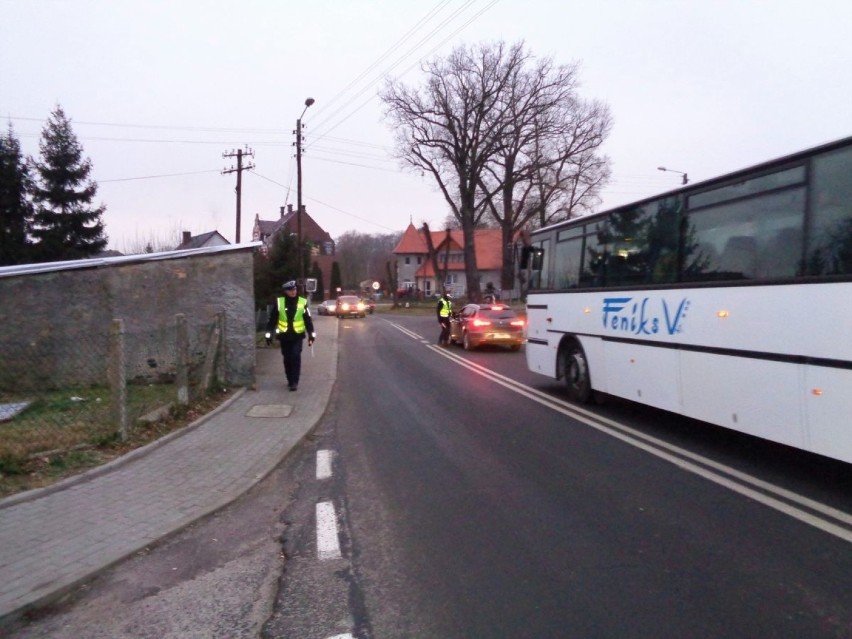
[388, 320, 852, 543]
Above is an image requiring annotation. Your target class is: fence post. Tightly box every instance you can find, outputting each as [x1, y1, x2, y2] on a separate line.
[215, 311, 225, 386]
[176, 313, 189, 406]
[109, 319, 128, 441]
[200, 317, 221, 394]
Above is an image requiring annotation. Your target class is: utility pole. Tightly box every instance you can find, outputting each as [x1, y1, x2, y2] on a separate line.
[294, 97, 315, 285]
[222, 146, 255, 243]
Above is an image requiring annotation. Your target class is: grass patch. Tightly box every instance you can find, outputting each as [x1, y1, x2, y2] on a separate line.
[0, 386, 235, 499]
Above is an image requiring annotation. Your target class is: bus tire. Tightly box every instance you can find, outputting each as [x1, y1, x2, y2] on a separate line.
[561, 340, 592, 403]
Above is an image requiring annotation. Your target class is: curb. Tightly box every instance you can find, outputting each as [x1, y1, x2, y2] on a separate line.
[0, 387, 248, 512]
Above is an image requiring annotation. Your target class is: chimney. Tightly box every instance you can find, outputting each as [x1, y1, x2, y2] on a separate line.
[288, 204, 294, 214]
[280, 206, 286, 219]
[182, 231, 191, 245]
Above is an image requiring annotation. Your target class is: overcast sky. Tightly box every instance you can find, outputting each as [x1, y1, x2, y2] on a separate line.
[2, 0, 850, 252]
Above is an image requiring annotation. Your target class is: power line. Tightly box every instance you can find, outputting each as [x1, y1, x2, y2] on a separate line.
[308, 0, 483, 141]
[308, 0, 500, 147]
[100, 169, 221, 183]
[312, 0, 452, 121]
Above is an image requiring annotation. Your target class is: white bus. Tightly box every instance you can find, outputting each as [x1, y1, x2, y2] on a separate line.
[524, 136, 852, 464]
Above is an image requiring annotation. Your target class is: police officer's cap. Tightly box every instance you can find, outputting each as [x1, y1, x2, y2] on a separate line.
[282, 280, 297, 290]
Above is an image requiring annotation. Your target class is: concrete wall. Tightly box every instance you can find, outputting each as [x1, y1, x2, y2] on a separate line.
[0, 246, 258, 389]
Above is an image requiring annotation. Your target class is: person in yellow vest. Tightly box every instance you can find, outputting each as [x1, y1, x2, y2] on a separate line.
[436, 291, 453, 346]
[265, 280, 316, 391]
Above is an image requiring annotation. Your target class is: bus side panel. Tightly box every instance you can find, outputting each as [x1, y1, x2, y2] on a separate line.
[526, 339, 558, 378]
[680, 351, 805, 451]
[602, 341, 680, 412]
[804, 366, 852, 464]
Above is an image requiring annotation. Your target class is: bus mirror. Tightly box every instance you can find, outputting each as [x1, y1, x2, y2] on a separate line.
[519, 246, 545, 270]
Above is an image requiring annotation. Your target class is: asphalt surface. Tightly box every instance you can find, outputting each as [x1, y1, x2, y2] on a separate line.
[0, 315, 338, 623]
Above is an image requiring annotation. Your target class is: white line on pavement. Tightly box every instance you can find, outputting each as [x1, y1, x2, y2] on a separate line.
[316, 501, 342, 560]
[317, 449, 333, 480]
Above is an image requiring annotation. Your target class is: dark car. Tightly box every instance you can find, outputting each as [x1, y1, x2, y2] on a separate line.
[336, 295, 366, 318]
[362, 298, 375, 314]
[449, 304, 525, 351]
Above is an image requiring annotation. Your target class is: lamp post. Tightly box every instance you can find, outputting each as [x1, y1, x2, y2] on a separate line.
[296, 97, 315, 286]
[657, 166, 688, 185]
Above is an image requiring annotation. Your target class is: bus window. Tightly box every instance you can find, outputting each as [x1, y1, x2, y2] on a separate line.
[579, 223, 607, 287]
[806, 146, 852, 276]
[685, 188, 805, 281]
[554, 233, 583, 288]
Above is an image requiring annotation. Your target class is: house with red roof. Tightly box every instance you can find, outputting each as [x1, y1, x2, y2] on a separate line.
[392, 223, 505, 298]
[252, 205, 336, 299]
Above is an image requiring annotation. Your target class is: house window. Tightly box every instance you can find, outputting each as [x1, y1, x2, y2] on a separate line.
[417, 256, 422, 264]
[405, 257, 410, 265]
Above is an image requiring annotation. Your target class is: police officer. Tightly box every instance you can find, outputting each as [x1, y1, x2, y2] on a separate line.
[436, 290, 453, 346]
[266, 280, 316, 391]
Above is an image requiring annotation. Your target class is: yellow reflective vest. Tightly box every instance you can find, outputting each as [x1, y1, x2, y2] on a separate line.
[277, 296, 308, 334]
[439, 298, 452, 318]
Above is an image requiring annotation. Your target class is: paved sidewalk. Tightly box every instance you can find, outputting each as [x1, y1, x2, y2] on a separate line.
[0, 316, 338, 621]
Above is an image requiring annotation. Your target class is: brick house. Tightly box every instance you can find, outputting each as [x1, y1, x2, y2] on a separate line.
[252, 205, 336, 300]
[392, 223, 505, 298]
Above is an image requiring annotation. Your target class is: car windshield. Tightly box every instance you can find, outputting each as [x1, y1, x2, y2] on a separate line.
[479, 307, 516, 320]
[338, 296, 359, 304]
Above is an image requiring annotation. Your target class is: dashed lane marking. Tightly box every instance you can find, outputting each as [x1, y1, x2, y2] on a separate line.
[316, 501, 342, 560]
[317, 449, 333, 480]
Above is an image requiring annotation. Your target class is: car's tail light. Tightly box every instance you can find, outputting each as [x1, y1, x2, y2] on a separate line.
[510, 319, 525, 327]
[472, 318, 491, 327]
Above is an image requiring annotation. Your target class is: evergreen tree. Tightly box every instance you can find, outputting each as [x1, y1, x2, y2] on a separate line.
[311, 260, 325, 300]
[0, 123, 34, 265]
[31, 106, 107, 261]
[330, 261, 342, 296]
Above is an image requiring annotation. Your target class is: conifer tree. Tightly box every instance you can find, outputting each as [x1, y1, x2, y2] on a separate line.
[31, 106, 107, 261]
[0, 123, 34, 265]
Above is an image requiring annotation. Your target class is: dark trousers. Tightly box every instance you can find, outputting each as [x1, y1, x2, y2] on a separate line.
[438, 317, 451, 345]
[279, 338, 304, 386]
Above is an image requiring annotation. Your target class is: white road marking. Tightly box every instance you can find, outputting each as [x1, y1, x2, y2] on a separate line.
[316, 501, 342, 560]
[419, 337, 852, 544]
[326, 634, 354, 639]
[317, 449, 333, 480]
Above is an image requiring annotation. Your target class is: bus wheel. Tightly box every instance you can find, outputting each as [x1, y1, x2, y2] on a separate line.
[561, 341, 591, 403]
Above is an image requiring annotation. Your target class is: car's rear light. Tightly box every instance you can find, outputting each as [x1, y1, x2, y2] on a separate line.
[472, 319, 491, 327]
[510, 319, 524, 327]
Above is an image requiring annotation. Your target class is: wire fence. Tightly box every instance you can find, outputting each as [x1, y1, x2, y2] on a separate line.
[0, 313, 223, 469]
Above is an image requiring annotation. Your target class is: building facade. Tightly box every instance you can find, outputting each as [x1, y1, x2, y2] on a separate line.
[252, 205, 336, 299]
[392, 223, 505, 298]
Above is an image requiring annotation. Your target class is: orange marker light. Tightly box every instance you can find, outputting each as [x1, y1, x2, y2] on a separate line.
[717, 310, 729, 318]
[812, 389, 824, 396]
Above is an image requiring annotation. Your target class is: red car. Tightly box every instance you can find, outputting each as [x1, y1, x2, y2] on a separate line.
[336, 295, 366, 318]
[449, 304, 525, 351]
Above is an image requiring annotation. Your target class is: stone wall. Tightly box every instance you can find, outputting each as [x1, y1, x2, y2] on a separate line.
[0, 246, 258, 390]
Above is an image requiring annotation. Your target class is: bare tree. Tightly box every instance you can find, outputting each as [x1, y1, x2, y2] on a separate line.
[478, 50, 613, 289]
[383, 41, 612, 297]
[382, 41, 526, 302]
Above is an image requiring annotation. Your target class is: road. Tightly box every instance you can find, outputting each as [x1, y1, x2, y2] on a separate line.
[267, 314, 852, 638]
[9, 312, 852, 638]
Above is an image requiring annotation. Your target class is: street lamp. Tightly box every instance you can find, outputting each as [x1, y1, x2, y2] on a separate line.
[296, 97, 315, 286]
[657, 166, 689, 185]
